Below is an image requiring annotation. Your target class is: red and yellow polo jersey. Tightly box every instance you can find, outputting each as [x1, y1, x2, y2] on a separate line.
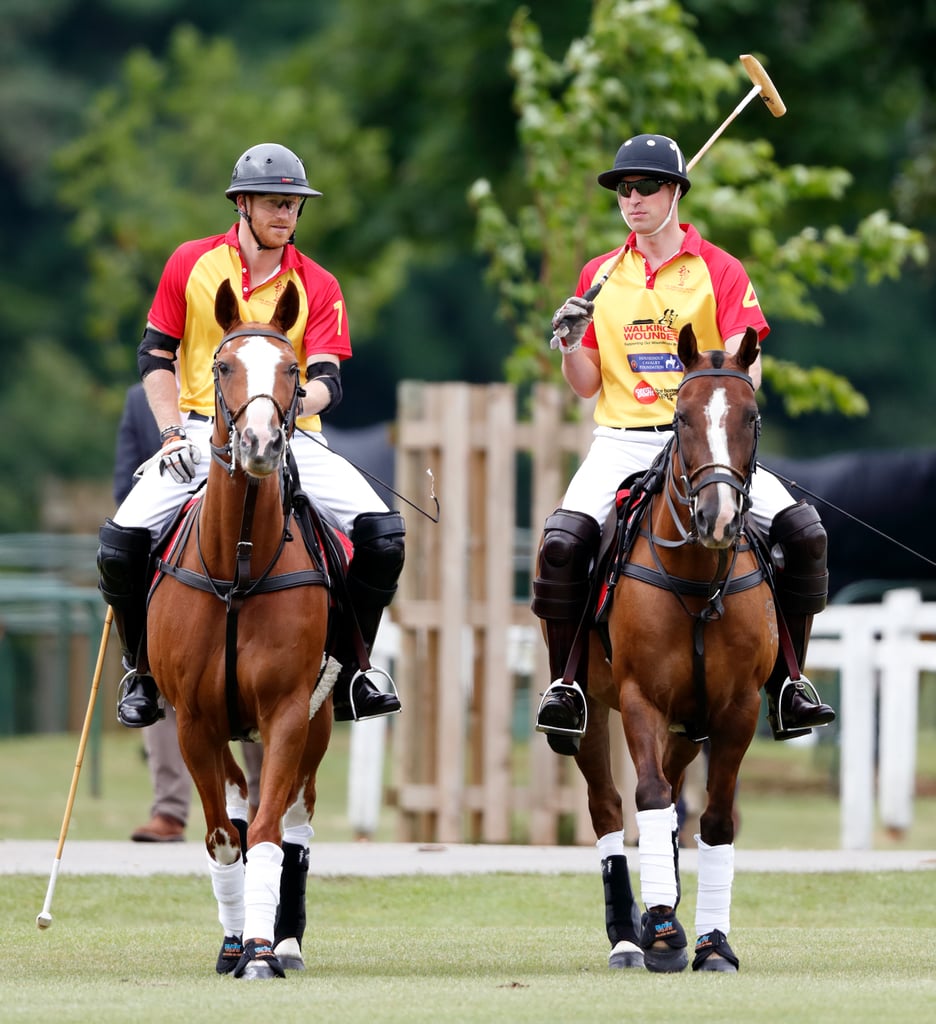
[577, 224, 769, 428]
[147, 225, 351, 432]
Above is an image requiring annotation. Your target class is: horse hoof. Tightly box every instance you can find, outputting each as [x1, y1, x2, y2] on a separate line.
[608, 940, 644, 969]
[233, 939, 286, 979]
[644, 947, 689, 973]
[640, 909, 688, 973]
[274, 937, 306, 971]
[692, 929, 739, 972]
[216, 934, 244, 975]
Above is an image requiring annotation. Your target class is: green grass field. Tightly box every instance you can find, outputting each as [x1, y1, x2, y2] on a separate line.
[3, 726, 935, 1022]
[4, 871, 935, 1024]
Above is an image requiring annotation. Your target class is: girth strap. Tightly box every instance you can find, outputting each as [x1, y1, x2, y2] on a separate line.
[156, 562, 327, 595]
[619, 562, 764, 596]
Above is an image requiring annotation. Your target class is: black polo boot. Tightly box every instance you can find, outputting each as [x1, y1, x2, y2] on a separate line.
[531, 509, 601, 755]
[97, 518, 164, 728]
[764, 501, 836, 740]
[332, 511, 406, 722]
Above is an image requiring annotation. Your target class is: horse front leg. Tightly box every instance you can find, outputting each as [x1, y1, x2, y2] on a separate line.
[689, 715, 757, 974]
[574, 695, 643, 970]
[620, 688, 689, 974]
[177, 731, 250, 976]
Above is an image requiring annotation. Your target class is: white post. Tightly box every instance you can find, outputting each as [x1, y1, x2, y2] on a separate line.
[837, 618, 877, 850]
[346, 620, 397, 839]
[877, 589, 920, 835]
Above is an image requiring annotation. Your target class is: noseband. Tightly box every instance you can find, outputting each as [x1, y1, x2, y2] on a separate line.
[671, 367, 761, 538]
[210, 327, 304, 475]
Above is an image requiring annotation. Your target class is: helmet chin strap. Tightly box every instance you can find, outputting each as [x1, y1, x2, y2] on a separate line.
[239, 208, 273, 251]
[621, 186, 681, 237]
[238, 200, 298, 251]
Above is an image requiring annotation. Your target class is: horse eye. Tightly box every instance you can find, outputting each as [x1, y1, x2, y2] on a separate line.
[215, 361, 231, 377]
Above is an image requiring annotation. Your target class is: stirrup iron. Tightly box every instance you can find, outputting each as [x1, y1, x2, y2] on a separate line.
[535, 679, 588, 738]
[348, 666, 401, 722]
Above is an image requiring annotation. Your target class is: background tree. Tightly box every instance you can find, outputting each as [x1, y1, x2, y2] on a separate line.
[0, 0, 933, 529]
[470, 1, 927, 444]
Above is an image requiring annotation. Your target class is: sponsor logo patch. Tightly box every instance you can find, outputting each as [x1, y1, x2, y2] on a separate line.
[627, 352, 684, 374]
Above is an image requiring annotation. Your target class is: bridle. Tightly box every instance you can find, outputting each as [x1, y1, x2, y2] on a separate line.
[209, 326, 305, 476]
[667, 367, 761, 544]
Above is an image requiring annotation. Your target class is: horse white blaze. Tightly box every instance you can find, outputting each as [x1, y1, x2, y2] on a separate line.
[238, 336, 286, 464]
[705, 387, 736, 542]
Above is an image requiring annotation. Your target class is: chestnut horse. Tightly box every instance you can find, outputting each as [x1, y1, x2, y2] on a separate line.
[574, 325, 777, 973]
[147, 280, 332, 979]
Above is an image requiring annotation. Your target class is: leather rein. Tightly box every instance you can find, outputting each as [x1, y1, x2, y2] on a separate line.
[619, 367, 765, 741]
[155, 325, 329, 740]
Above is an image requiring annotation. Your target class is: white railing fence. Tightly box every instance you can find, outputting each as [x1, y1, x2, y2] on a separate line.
[807, 587, 933, 850]
[350, 588, 933, 850]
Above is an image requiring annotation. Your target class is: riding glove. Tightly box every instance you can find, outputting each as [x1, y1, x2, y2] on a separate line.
[158, 437, 202, 484]
[550, 295, 594, 353]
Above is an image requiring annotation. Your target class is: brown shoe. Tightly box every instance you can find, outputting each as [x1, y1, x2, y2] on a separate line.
[130, 813, 185, 843]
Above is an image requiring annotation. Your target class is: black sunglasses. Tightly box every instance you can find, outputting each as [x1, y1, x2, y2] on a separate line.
[616, 178, 671, 197]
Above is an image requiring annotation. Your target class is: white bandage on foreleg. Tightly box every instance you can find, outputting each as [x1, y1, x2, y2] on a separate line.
[242, 841, 284, 942]
[207, 853, 245, 936]
[636, 804, 679, 908]
[694, 835, 735, 936]
[282, 823, 314, 846]
[225, 779, 250, 825]
[596, 829, 626, 864]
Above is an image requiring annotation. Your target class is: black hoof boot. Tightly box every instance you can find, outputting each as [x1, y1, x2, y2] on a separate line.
[692, 929, 739, 972]
[116, 670, 164, 728]
[767, 676, 836, 741]
[535, 681, 587, 756]
[639, 908, 688, 973]
[333, 667, 401, 722]
[216, 935, 244, 975]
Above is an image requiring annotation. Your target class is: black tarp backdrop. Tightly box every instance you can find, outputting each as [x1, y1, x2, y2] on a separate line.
[760, 450, 936, 599]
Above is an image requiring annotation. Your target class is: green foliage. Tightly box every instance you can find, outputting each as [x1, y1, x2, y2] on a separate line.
[54, 24, 407, 376]
[470, 0, 928, 417]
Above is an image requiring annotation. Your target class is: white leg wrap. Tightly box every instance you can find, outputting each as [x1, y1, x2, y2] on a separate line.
[225, 780, 250, 824]
[636, 805, 679, 908]
[694, 835, 734, 936]
[207, 853, 245, 936]
[242, 841, 284, 942]
[596, 829, 626, 864]
[282, 823, 314, 847]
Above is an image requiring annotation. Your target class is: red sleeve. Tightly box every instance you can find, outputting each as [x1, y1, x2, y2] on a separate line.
[700, 241, 770, 342]
[293, 256, 352, 362]
[148, 236, 222, 338]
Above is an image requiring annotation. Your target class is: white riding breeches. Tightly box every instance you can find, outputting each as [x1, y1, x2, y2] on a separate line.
[113, 414, 388, 540]
[561, 426, 795, 534]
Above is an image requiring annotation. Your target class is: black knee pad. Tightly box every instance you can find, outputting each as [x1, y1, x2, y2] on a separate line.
[532, 509, 601, 621]
[348, 511, 406, 597]
[97, 518, 152, 606]
[769, 500, 828, 614]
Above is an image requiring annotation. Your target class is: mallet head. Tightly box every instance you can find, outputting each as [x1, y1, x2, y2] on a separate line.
[740, 54, 786, 117]
[36, 911, 53, 930]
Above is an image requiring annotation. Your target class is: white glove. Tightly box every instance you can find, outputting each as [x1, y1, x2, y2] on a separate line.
[158, 437, 202, 484]
[550, 295, 594, 353]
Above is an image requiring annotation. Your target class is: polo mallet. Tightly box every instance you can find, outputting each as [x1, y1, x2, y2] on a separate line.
[36, 605, 113, 931]
[551, 53, 786, 347]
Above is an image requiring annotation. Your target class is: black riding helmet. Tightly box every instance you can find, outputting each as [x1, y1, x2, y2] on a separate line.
[225, 143, 322, 200]
[597, 134, 691, 195]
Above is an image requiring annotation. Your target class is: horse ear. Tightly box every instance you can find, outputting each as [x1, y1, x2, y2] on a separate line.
[677, 323, 699, 370]
[215, 280, 242, 333]
[736, 326, 760, 372]
[271, 281, 300, 334]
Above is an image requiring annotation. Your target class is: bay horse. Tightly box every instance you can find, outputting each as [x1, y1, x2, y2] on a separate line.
[147, 279, 333, 979]
[572, 324, 777, 973]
